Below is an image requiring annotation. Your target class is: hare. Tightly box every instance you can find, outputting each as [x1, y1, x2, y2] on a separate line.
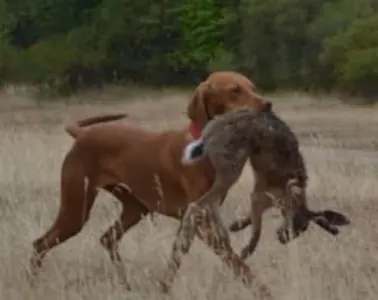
[175, 103, 350, 263]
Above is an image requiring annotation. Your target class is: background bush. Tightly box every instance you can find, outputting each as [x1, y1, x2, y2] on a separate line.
[1, 0, 378, 100]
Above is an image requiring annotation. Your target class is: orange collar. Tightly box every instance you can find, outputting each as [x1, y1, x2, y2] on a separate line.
[188, 122, 202, 139]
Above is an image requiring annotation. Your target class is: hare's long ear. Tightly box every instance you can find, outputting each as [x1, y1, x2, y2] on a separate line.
[187, 82, 212, 127]
[320, 210, 350, 226]
[311, 214, 340, 235]
[309, 209, 350, 236]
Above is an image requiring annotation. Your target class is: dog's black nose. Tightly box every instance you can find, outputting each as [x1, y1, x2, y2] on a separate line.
[262, 101, 273, 112]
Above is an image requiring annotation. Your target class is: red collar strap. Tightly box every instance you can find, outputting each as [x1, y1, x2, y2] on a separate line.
[188, 122, 202, 139]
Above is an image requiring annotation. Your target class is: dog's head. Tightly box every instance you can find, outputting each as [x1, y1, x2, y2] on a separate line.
[264, 179, 350, 244]
[187, 71, 268, 129]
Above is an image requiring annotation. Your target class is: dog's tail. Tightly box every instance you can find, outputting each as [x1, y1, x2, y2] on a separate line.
[181, 139, 205, 165]
[65, 113, 127, 139]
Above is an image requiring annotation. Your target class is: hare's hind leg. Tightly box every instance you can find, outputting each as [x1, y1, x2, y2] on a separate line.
[229, 216, 251, 232]
[160, 176, 232, 293]
[179, 176, 233, 250]
[195, 213, 272, 298]
[240, 191, 273, 260]
[181, 158, 246, 245]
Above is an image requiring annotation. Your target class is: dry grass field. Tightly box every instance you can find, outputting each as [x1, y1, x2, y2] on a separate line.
[0, 86, 377, 300]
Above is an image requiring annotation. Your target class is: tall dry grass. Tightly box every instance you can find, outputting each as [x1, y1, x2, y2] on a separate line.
[0, 87, 377, 299]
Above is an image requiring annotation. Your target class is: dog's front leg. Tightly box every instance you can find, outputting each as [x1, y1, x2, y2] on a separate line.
[159, 212, 199, 293]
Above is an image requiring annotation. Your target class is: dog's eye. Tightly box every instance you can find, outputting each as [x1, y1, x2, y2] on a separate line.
[230, 85, 241, 94]
[226, 84, 241, 95]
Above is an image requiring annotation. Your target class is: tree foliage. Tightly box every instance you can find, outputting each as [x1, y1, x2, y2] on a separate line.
[0, 0, 377, 100]
[321, 13, 378, 97]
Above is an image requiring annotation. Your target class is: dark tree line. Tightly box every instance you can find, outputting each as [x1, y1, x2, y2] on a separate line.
[1, 0, 378, 99]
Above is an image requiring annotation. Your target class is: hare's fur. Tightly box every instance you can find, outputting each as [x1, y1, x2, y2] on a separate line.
[176, 105, 350, 263]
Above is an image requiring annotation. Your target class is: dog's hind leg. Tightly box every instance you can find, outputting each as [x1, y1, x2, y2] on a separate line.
[100, 184, 149, 289]
[29, 151, 98, 280]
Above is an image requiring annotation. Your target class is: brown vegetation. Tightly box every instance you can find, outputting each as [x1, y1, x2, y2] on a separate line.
[0, 88, 377, 299]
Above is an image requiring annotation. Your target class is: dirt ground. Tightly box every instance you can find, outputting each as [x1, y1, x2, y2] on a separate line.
[0, 87, 377, 300]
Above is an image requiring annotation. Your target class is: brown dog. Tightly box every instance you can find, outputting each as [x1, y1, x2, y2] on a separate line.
[29, 71, 270, 296]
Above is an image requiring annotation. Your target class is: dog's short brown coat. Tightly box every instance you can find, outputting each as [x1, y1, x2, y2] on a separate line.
[29, 71, 271, 297]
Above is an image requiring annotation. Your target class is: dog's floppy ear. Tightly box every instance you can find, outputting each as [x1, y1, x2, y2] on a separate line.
[262, 101, 273, 112]
[187, 81, 212, 127]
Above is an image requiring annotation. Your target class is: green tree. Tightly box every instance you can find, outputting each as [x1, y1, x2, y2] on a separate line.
[1, 0, 378, 98]
[320, 14, 378, 98]
[235, 0, 326, 90]
[171, 0, 229, 80]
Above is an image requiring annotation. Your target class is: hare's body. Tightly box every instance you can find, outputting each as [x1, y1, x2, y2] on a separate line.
[176, 105, 349, 266]
[183, 106, 307, 189]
